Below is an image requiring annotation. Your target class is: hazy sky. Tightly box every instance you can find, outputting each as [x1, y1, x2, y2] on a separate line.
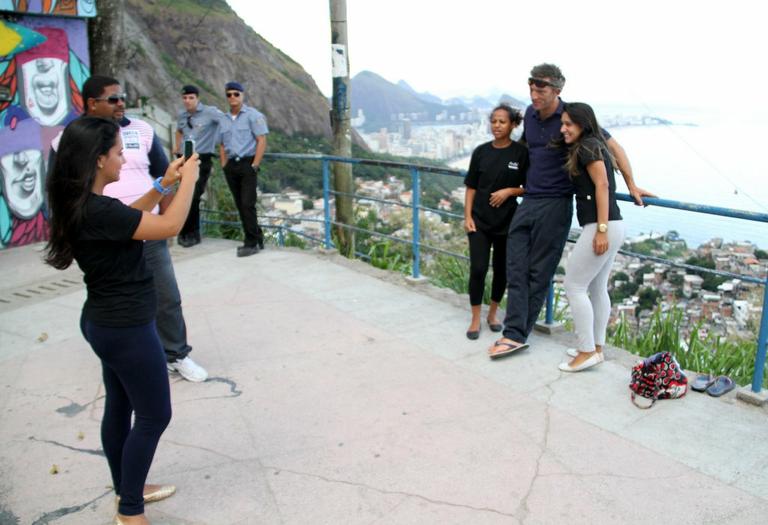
[227, 0, 763, 115]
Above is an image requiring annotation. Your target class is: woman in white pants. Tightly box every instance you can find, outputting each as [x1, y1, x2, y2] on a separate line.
[558, 102, 625, 372]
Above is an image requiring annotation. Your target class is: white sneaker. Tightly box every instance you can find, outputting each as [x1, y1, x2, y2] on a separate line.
[167, 357, 208, 382]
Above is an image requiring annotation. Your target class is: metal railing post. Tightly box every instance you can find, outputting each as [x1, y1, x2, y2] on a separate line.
[545, 282, 555, 325]
[322, 159, 332, 249]
[278, 226, 285, 247]
[751, 278, 768, 392]
[410, 167, 421, 279]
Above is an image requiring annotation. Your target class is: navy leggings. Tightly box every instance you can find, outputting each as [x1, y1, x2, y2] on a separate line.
[81, 315, 172, 516]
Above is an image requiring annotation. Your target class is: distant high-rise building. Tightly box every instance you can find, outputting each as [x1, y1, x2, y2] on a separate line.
[378, 128, 389, 151]
[402, 119, 412, 140]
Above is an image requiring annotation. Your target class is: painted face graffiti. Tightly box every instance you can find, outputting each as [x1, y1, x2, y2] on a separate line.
[0, 149, 45, 219]
[21, 58, 69, 125]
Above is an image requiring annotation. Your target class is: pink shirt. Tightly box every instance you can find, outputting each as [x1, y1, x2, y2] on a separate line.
[104, 118, 159, 214]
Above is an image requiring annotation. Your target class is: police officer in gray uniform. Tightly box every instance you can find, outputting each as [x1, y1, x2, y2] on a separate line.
[175, 84, 223, 247]
[218, 81, 269, 257]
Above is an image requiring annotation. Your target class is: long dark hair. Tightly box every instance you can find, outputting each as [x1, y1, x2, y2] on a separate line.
[45, 117, 120, 269]
[559, 102, 614, 178]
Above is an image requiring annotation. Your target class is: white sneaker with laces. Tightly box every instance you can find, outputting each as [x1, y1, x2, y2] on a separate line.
[167, 356, 208, 382]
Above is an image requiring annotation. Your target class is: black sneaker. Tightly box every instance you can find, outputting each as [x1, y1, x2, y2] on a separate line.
[178, 234, 193, 247]
[236, 245, 260, 257]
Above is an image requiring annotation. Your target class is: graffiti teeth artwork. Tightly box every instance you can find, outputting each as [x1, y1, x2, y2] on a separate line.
[0, 1, 95, 248]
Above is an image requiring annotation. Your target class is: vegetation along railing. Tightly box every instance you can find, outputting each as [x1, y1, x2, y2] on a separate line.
[201, 152, 768, 395]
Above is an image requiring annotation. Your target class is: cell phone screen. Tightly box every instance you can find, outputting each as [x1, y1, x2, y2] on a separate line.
[183, 139, 195, 160]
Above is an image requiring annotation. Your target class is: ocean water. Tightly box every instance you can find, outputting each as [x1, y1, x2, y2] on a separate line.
[608, 120, 767, 248]
[452, 116, 768, 249]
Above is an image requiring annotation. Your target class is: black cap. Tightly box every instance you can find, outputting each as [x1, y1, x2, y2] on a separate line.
[181, 85, 199, 95]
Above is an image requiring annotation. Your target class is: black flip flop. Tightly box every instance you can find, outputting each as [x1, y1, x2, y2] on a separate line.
[706, 376, 735, 397]
[691, 373, 715, 392]
[466, 330, 479, 340]
[488, 340, 529, 359]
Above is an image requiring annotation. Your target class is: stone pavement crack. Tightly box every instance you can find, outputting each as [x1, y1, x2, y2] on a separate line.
[28, 436, 104, 457]
[254, 458, 286, 525]
[516, 382, 555, 524]
[30, 489, 111, 525]
[262, 465, 517, 518]
[200, 376, 242, 397]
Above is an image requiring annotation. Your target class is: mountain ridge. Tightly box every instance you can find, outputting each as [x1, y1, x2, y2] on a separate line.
[100, 0, 333, 139]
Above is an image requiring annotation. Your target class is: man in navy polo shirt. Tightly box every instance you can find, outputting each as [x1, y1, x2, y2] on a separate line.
[489, 63, 653, 358]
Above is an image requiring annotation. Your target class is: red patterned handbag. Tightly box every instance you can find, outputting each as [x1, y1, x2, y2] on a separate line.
[629, 352, 688, 408]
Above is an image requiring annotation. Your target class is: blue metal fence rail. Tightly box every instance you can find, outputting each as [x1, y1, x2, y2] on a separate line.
[202, 152, 768, 394]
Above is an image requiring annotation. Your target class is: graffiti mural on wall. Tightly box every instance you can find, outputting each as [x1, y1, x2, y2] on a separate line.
[0, 10, 92, 248]
[0, 1, 97, 17]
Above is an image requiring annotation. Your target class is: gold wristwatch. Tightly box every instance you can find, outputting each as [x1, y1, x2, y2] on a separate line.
[597, 223, 608, 233]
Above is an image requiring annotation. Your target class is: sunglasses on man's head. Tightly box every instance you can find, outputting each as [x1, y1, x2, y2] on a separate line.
[226, 91, 241, 98]
[528, 77, 556, 89]
[94, 93, 127, 104]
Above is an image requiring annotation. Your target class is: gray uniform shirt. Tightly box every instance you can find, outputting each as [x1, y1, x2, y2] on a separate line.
[218, 105, 269, 158]
[177, 102, 223, 154]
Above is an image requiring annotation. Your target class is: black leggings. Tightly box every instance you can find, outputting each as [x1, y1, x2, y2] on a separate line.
[81, 315, 172, 516]
[467, 229, 507, 306]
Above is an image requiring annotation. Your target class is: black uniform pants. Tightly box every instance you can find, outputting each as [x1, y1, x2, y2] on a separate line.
[179, 153, 213, 238]
[223, 156, 263, 247]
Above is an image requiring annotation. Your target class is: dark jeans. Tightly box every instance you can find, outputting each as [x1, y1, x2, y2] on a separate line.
[179, 153, 213, 239]
[81, 315, 172, 517]
[143, 239, 192, 362]
[467, 229, 507, 306]
[502, 197, 573, 343]
[223, 158, 263, 247]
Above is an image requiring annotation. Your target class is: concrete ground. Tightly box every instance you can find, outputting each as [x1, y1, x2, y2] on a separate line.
[0, 238, 767, 525]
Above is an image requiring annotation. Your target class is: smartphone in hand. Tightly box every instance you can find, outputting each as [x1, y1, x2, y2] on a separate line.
[183, 139, 195, 161]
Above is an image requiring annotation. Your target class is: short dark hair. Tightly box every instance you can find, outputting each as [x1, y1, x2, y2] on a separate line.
[82, 75, 120, 112]
[530, 63, 565, 90]
[490, 103, 523, 126]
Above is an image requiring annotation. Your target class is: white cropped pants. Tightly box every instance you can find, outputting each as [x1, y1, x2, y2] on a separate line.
[563, 221, 626, 352]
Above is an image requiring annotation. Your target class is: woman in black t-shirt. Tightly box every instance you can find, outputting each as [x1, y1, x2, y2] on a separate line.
[556, 102, 625, 373]
[45, 117, 199, 525]
[463, 104, 528, 340]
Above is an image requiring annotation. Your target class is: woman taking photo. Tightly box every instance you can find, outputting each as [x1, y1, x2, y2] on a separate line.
[557, 102, 625, 372]
[464, 104, 528, 340]
[45, 117, 199, 525]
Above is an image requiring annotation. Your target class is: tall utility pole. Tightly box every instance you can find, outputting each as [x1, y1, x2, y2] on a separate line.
[329, 0, 353, 255]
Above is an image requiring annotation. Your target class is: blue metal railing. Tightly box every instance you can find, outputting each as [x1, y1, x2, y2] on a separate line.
[202, 152, 768, 394]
